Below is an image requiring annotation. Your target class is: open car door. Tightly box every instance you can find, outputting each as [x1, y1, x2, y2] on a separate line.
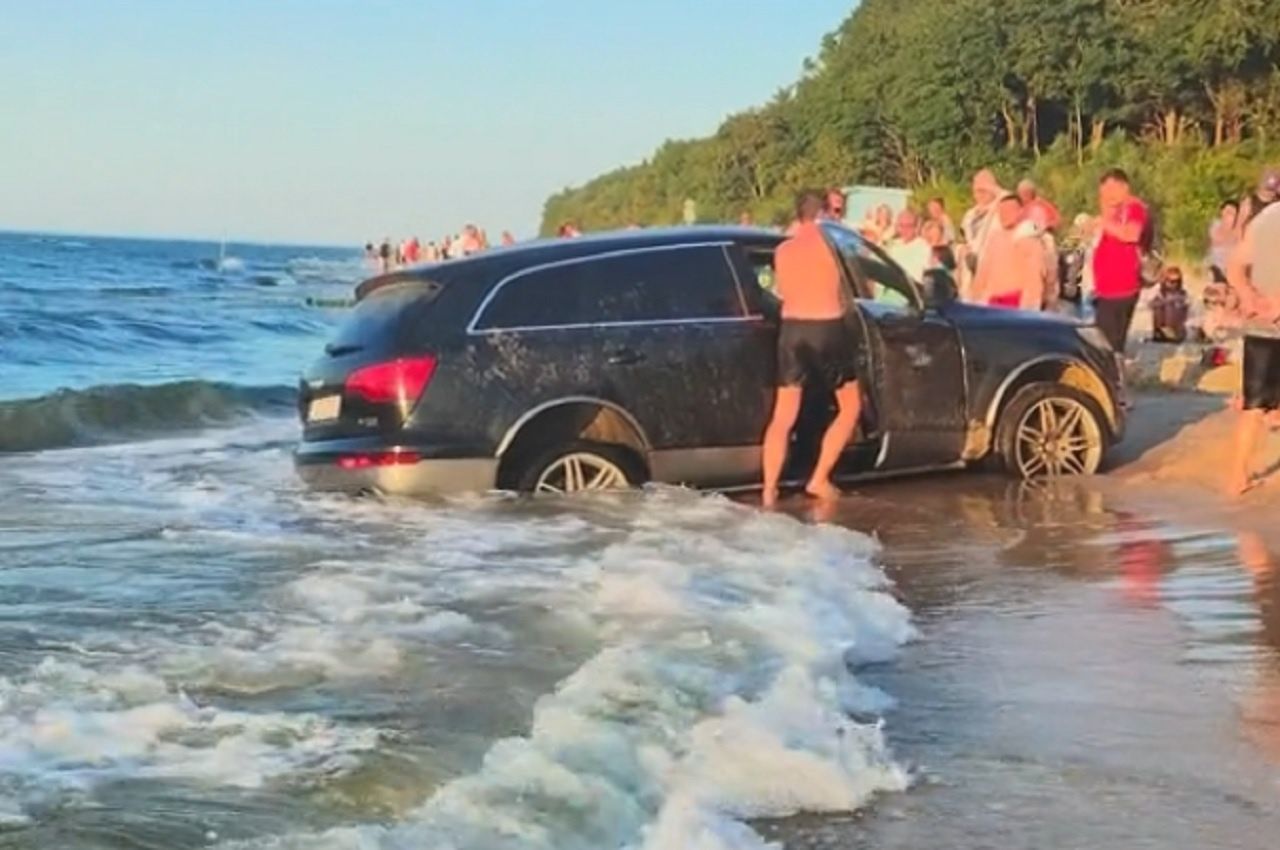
[823, 225, 968, 470]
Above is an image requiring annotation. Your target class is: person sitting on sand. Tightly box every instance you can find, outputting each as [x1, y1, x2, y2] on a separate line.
[1149, 266, 1190, 344]
[1225, 169, 1280, 496]
[761, 190, 864, 507]
[1200, 277, 1243, 342]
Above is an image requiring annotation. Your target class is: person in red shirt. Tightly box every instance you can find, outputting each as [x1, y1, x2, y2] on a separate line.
[402, 236, 421, 264]
[1092, 169, 1148, 355]
[761, 191, 863, 507]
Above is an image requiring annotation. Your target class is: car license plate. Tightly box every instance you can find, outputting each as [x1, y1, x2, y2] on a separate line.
[307, 394, 341, 423]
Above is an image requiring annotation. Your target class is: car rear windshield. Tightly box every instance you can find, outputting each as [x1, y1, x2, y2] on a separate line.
[328, 278, 443, 353]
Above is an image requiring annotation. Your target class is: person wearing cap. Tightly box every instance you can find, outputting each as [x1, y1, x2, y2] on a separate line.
[1017, 179, 1061, 232]
[1225, 167, 1280, 496]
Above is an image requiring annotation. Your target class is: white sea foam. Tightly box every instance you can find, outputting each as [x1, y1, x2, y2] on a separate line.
[5, 418, 913, 847]
[0, 658, 379, 808]
[223, 490, 914, 850]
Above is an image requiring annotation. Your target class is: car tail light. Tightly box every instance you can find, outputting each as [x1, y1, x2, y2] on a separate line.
[337, 450, 422, 470]
[345, 356, 437, 406]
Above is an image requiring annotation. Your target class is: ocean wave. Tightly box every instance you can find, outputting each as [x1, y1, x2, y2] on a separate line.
[0, 657, 379, 794]
[250, 273, 297, 288]
[97, 284, 177, 297]
[0, 379, 297, 453]
[220, 492, 914, 850]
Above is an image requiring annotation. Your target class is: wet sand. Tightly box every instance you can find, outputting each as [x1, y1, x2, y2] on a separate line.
[767, 390, 1280, 848]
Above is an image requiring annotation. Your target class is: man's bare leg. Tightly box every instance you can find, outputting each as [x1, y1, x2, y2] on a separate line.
[1227, 408, 1265, 497]
[762, 386, 802, 508]
[806, 380, 861, 501]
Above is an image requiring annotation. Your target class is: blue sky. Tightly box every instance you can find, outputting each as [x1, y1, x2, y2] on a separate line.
[0, 1, 850, 245]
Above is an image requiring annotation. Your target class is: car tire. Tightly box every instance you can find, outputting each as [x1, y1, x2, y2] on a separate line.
[994, 382, 1108, 480]
[515, 440, 646, 494]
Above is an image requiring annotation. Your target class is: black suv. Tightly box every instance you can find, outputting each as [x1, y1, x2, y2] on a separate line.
[296, 225, 1125, 496]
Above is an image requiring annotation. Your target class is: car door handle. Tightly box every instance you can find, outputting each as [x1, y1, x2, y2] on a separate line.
[606, 347, 645, 366]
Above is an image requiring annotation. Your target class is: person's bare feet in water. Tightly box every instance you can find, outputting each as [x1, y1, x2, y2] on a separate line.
[761, 488, 779, 509]
[804, 479, 841, 501]
[809, 497, 837, 524]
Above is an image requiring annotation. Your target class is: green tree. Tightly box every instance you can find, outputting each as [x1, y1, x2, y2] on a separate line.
[539, 0, 1280, 242]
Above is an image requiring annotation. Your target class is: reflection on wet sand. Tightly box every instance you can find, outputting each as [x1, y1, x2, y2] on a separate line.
[765, 474, 1280, 849]
[1239, 531, 1280, 766]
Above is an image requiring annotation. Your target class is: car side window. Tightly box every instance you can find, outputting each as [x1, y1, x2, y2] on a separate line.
[823, 225, 919, 309]
[744, 248, 777, 294]
[473, 246, 745, 331]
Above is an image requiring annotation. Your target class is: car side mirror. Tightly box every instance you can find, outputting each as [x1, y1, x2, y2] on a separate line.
[922, 268, 958, 308]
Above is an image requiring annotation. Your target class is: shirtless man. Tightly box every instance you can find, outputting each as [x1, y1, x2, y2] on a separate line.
[1226, 171, 1280, 496]
[762, 191, 863, 507]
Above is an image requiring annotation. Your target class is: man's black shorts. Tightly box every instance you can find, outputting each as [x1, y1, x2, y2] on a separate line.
[1094, 294, 1139, 354]
[1243, 335, 1280, 411]
[777, 318, 862, 388]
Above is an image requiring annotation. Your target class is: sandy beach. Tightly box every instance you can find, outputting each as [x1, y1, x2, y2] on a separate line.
[1109, 389, 1280, 546]
[763, 381, 1280, 849]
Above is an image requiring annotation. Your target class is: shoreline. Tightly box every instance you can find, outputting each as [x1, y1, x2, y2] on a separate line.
[761, 384, 1280, 849]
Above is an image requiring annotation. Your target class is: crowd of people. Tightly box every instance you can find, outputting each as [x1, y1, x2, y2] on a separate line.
[829, 172, 1143, 353]
[837, 168, 1280, 360]
[781, 167, 1280, 500]
[363, 225, 519, 273]
[361, 219, 595, 273]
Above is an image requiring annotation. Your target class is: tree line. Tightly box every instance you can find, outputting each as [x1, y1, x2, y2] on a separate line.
[541, 0, 1280, 253]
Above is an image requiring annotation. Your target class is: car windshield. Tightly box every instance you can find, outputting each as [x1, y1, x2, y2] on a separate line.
[821, 223, 920, 309]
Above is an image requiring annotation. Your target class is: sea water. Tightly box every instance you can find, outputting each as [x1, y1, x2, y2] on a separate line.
[0, 232, 913, 849]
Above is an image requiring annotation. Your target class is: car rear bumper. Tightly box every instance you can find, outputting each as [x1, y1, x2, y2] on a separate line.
[295, 439, 497, 496]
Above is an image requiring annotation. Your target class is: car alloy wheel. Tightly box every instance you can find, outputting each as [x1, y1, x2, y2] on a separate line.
[1013, 395, 1103, 478]
[533, 451, 630, 494]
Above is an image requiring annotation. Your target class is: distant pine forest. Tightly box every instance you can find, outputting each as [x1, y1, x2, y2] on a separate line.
[541, 0, 1280, 255]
